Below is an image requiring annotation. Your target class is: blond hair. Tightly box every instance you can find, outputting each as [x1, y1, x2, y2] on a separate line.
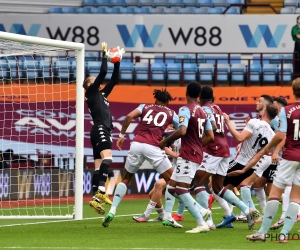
[292, 78, 300, 98]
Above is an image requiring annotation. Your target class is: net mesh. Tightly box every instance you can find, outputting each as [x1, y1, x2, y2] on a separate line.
[0, 38, 78, 218]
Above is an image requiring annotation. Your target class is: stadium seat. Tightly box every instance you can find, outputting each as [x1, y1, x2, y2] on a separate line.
[263, 64, 278, 82]
[62, 7, 78, 13]
[227, 0, 244, 5]
[126, 0, 140, 6]
[22, 60, 39, 79]
[209, 7, 225, 13]
[295, 7, 300, 13]
[111, 0, 126, 6]
[194, 7, 210, 13]
[106, 7, 121, 13]
[135, 7, 150, 13]
[284, 54, 293, 63]
[225, 7, 240, 14]
[167, 63, 181, 81]
[269, 54, 284, 65]
[284, 0, 298, 7]
[39, 60, 52, 78]
[78, 7, 92, 13]
[83, 0, 97, 6]
[197, 54, 206, 63]
[278, 64, 293, 82]
[198, 0, 213, 7]
[280, 6, 296, 13]
[169, 0, 184, 7]
[0, 59, 9, 79]
[231, 63, 245, 82]
[206, 55, 228, 65]
[87, 61, 102, 77]
[105, 62, 115, 79]
[249, 64, 261, 82]
[229, 55, 241, 64]
[49, 7, 63, 13]
[154, 0, 169, 7]
[96, 0, 111, 6]
[150, 7, 165, 13]
[212, 0, 227, 7]
[151, 62, 166, 81]
[154, 55, 174, 63]
[183, 63, 198, 81]
[199, 63, 214, 81]
[216, 64, 230, 81]
[164, 7, 180, 13]
[175, 54, 190, 63]
[54, 59, 72, 80]
[179, 7, 195, 13]
[7, 59, 21, 79]
[91, 7, 106, 13]
[184, 0, 198, 7]
[121, 7, 135, 13]
[135, 62, 149, 81]
[140, 0, 154, 7]
[120, 62, 134, 80]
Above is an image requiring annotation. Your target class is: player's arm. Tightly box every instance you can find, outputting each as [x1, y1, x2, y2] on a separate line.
[116, 104, 144, 150]
[272, 136, 285, 164]
[223, 113, 252, 143]
[202, 119, 214, 147]
[101, 61, 120, 97]
[202, 106, 217, 131]
[159, 106, 190, 149]
[91, 42, 108, 90]
[164, 147, 178, 159]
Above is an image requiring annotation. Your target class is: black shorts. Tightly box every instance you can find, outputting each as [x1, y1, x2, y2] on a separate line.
[90, 125, 112, 160]
[223, 160, 254, 187]
[262, 164, 277, 183]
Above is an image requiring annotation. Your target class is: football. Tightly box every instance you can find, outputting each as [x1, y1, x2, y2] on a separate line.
[107, 47, 122, 63]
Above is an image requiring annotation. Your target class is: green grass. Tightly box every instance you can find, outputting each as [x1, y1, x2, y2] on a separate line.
[0, 197, 299, 250]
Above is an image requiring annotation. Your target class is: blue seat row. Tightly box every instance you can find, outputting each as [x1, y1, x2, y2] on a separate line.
[81, 0, 244, 8]
[49, 6, 240, 14]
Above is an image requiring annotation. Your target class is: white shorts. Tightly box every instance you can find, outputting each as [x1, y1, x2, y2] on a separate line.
[199, 152, 230, 176]
[125, 142, 172, 174]
[253, 155, 272, 178]
[273, 158, 300, 187]
[170, 157, 199, 184]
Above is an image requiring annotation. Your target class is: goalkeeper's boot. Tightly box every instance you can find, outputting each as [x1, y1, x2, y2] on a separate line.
[89, 197, 105, 215]
[102, 213, 114, 227]
[94, 190, 112, 205]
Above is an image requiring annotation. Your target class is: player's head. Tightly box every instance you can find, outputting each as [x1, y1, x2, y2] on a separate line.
[292, 78, 300, 99]
[263, 103, 278, 121]
[186, 81, 201, 100]
[274, 97, 288, 112]
[256, 94, 274, 113]
[199, 86, 213, 105]
[82, 76, 96, 91]
[153, 89, 173, 106]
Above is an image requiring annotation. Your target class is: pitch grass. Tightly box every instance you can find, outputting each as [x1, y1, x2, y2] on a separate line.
[0, 197, 299, 250]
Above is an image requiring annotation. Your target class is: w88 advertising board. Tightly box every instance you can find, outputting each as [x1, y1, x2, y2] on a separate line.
[0, 14, 296, 53]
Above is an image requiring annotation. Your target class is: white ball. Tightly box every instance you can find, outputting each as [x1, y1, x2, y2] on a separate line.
[107, 47, 122, 63]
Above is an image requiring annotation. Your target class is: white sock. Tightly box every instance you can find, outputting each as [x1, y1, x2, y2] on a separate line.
[144, 200, 157, 218]
[254, 188, 266, 215]
[212, 192, 231, 216]
[281, 186, 291, 219]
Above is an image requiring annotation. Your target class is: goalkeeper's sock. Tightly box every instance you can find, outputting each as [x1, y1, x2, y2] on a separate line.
[92, 169, 100, 195]
[98, 158, 111, 194]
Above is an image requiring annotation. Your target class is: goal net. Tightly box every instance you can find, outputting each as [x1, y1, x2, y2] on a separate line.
[0, 31, 84, 220]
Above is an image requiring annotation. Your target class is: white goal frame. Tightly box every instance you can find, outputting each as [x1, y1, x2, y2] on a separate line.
[0, 31, 85, 220]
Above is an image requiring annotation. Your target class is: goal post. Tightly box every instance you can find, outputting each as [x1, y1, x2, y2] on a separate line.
[0, 31, 84, 220]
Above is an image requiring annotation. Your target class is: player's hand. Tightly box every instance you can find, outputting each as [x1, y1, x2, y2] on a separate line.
[164, 146, 173, 155]
[165, 124, 174, 132]
[244, 116, 250, 125]
[116, 137, 124, 151]
[159, 140, 167, 150]
[235, 143, 241, 152]
[227, 169, 245, 177]
[272, 153, 279, 165]
[223, 113, 230, 124]
[101, 42, 107, 53]
[116, 46, 126, 55]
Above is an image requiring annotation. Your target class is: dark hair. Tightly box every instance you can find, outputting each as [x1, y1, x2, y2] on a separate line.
[187, 81, 201, 98]
[260, 94, 274, 104]
[265, 104, 278, 120]
[200, 86, 213, 100]
[153, 89, 173, 104]
[274, 97, 288, 107]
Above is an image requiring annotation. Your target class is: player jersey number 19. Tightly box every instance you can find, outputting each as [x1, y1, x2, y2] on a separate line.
[143, 109, 168, 127]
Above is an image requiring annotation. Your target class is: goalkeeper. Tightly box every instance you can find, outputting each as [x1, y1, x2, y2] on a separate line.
[82, 42, 125, 215]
